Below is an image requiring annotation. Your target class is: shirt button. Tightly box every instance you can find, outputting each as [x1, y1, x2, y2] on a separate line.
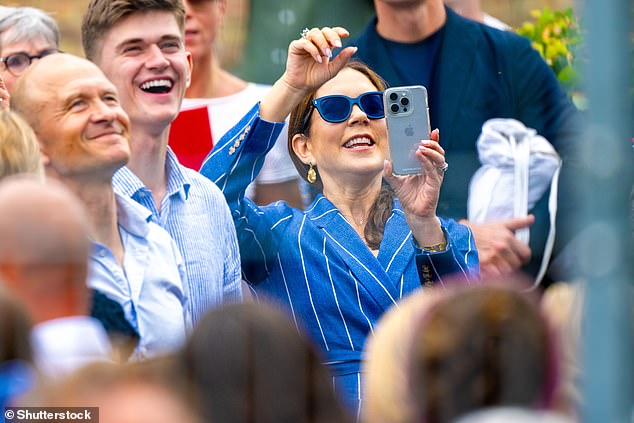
[99, 249, 107, 258]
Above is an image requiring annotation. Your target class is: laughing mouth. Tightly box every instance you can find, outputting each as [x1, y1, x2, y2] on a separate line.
[140, 79, 173, 94]
[343, 137, 375, 149]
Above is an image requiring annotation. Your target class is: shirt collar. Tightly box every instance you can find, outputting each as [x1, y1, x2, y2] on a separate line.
[165, 147, 191, 201]
[111, 148, 191, 202]
[112, 165, 145, 198]
[115, 193, 152, 238]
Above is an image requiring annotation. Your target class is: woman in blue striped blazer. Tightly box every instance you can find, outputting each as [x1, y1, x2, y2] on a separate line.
[200, 27, 479, 413]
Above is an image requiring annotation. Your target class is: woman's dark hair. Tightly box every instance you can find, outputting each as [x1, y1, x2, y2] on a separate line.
[180, 302, 352, 423]
[411, 286, 554, 423]
[288, 61, 394, 249]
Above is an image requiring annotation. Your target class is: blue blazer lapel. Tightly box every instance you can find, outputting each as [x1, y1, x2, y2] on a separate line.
[307, 195, 400, 309]
[376, 202, 416, 287]
[432, 7, 481, 150]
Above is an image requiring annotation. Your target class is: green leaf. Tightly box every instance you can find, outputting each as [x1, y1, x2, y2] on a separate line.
[515, 6, 585, 96]
[557, 65, 581, 90]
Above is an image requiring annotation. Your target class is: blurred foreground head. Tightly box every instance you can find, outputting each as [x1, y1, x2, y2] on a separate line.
[0, 110, 43, 180]
[411, 284, 556, 423]
[0, 177, 91, 323]
[23, 359, 200, 423]
[180, 302, 352, 423]
[363, 279, 558, 423]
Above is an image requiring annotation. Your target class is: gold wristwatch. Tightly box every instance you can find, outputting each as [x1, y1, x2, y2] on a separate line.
[421, 241, 448, 252]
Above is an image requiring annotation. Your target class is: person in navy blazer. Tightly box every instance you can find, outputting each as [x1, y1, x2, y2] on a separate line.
[349, 1, 581, 281]
[201, 27, 479, 412]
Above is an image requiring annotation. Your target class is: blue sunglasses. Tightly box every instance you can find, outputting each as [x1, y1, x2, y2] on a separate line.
[311, 91, 385, 123]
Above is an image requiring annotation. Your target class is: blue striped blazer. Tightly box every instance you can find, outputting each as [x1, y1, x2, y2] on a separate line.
[200, 105, 480, 408]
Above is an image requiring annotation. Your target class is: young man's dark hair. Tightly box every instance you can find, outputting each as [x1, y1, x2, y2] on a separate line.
[81, 0, 185, 61]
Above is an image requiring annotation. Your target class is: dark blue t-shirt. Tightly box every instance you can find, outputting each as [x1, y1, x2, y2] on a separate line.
[378, 26, 445, 88]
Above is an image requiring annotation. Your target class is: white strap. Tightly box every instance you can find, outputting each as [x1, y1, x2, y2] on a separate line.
[511, 132, 531, 245]
[512, 130, 559, 289]
[528, 161, 561, 290]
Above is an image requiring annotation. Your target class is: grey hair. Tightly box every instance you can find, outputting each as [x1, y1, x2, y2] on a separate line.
[0, 7, 60, 52]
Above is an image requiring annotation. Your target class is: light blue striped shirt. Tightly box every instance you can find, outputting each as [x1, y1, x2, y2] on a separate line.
[113, 148, 242, 325]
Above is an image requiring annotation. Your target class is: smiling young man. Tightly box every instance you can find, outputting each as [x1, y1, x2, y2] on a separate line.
[11, 53, 189, 358]
[81, 0, 243, 324]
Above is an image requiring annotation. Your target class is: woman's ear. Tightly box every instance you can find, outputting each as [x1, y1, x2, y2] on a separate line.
[291, 133, 314, 165]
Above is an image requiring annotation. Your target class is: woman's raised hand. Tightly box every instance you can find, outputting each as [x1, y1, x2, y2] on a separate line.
[283, 27, 357, 92]
[259, 27, 357, 123]
[383, 129, 447, 244]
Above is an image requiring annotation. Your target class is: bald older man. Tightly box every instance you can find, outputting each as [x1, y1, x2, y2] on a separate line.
[11, 53, 189, 359]
[0, 177, 112, 377]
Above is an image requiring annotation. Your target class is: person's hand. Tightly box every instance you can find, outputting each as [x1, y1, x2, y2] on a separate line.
[0, 76, 9, 110]
[461, 216, 534, 277]
[260, 27, 357, 123]
[383, 129, 447, 245]
[383, 129, 444, 219]
[282, 26, 357, 93]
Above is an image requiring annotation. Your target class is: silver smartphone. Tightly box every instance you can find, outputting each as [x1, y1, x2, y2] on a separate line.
[384, 85, 431, 175]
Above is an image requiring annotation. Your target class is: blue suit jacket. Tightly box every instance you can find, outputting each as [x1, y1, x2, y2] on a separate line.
[200, 104, 479, 408]
[350, 8, 582, 276]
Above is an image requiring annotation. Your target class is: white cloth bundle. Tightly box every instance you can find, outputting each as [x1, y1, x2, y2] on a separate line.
[468, 118, 561, 286]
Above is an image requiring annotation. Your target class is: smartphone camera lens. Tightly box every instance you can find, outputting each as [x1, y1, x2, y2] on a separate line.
[390, 104, 400, 113]
[389, 92, 398, 101]
[400, 97, 409, 106]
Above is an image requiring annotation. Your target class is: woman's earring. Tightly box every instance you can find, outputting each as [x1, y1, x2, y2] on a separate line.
[307, 162, 317, 184]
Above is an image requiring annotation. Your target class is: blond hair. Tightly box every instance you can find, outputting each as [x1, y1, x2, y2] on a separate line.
[362, 289, 447, 423]
[0, 110, 43, 180]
